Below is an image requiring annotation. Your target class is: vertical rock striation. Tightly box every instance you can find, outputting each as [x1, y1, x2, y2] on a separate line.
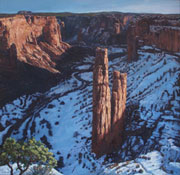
[59, 14, 134, 45]
[127, 27, 139, 62]
[127, 16, 180, 61]
[0, 15, 70, 106]
[92, 48, 127, 157]
[0, 15, 70, 73]
[9, 43, 17, 68]
[114, 23, 121, 34]
[92, 48, 111, 156]
[43, 17, 62, 47]
[111, 71, 127, 150]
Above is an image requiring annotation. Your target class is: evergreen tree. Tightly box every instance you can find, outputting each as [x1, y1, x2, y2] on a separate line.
[0, 137, 57, 175]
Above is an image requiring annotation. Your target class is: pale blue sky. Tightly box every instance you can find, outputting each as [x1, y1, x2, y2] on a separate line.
[0, 0, 179, 14]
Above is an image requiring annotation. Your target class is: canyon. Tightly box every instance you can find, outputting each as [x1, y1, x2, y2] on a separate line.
[59, 13, 133, 45]
[58, 13, 180, 61]
[0, 12, 180, 175]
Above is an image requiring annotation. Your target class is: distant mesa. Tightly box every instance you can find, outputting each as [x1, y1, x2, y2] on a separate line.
[17, 11, 33, 15]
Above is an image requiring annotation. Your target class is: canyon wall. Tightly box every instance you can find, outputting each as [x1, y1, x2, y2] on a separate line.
[127, 16, 180, 61]
[92, 48, 127, 157]
[59, 13, 134, 45]
[0, 15, 70, 73]
[127, 26, 139, 62]
[58, 13, 179, 62]
[0, 15, 70, 106]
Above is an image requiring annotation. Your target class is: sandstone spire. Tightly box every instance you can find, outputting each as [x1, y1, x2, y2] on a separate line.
[127, 27, 139, 61]
[111, 71, 127, 150]
[92, 47, 111, 157]
[92, 47, 127, 157]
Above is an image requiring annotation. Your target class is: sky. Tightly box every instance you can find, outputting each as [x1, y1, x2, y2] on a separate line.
[0, 0, 179, 14]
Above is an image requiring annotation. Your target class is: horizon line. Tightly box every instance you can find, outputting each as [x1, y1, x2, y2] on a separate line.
[0, 10, 179, 15]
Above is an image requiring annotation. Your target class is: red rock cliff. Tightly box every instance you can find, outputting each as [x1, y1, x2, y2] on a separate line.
[92, 48, 127, 157]
[0, 15, 70, 73]
[127, 16, 180, 61]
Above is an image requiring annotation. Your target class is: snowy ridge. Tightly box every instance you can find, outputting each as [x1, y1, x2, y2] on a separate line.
[0, 164, 62, 175]
[0, 46, 180, 175]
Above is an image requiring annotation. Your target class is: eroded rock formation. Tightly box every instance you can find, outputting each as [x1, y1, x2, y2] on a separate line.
[59, 13, 134, 45]
[127, 26, 139, 62]
[111, 71, 127, 150]
[92, 48, 111, 156]
[127, 16, 180, 61]
[57, 13, 179, 62]
[92, 48, 127, 157]
[0, 15, 70, 106]
[0, 15, 70, 73]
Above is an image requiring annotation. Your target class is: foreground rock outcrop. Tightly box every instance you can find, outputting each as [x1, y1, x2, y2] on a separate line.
[92, 48, 127, 157]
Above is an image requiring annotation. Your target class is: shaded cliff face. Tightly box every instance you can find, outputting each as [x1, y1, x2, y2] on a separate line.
[127, 16, 180, 61]
[59, 13, 134, 45]
[0, 15, 70, 73]
[0, 15, 70, 106]
[127, 26, 139, 62]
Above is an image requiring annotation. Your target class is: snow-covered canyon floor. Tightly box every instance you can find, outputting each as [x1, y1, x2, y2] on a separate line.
[0, 45, 180, 175]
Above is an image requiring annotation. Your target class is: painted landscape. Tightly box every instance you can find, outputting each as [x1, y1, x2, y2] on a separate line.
[0, 0, 180, 174]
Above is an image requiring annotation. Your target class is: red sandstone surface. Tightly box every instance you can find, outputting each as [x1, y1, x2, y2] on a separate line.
[127, 16, 180, 61]
[0, 15, 70, 73]
[92, 48, 111, 156]
[92, 48, 127, 157]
